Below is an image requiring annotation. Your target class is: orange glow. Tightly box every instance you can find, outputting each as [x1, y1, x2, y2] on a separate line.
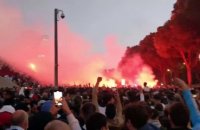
[100, 79, 117, 88]
[136, 66, 158, 88]
[29, 63, 37, 72]
[121, 79, 125, 86]
[167, 69, 171, 72]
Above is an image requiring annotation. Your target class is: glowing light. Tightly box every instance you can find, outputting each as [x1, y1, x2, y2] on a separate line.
[133, 84, 138, 87]
[167, 69, 171, 72]
[100, 79, 117, 88]
[29, 63, 37, 72]
[121, 79, 126, 86]
[136, 66, 158, 88]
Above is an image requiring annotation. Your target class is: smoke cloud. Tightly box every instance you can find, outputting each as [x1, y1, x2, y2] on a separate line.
[118, 54, 157, 87]
[0, 1, 125, 85]
[0, 1, 159, 87]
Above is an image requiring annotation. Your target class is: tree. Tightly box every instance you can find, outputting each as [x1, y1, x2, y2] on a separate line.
[139, 33, 182, 84]
[154, 20, 200, 85]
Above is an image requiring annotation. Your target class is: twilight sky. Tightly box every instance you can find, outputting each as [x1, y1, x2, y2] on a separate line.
[4, 0, 175, 51]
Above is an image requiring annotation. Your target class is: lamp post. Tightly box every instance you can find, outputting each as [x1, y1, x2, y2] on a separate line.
[54, 8, 65, 90]
[166, 69, 173, 84]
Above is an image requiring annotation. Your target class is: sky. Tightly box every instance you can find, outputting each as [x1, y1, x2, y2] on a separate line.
[4, 0, 175, 51]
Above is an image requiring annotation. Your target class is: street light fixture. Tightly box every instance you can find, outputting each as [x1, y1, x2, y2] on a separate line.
[198, 54, 200, 60]
[54, 8, 65, 90]
[167, 69, 171, 72]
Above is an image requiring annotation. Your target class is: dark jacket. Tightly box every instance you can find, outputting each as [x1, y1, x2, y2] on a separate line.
[168, 128, 191, 130]
[139, 123, 160, 130]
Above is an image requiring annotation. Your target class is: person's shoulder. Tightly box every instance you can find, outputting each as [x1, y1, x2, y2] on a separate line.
[193, 124, 200, 130]
[139, 123, 160, 130]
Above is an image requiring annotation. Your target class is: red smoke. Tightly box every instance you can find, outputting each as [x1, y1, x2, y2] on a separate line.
[118, 54, 157, 87]
[0, 1, 125, 85]
[0, 1, 157, 87]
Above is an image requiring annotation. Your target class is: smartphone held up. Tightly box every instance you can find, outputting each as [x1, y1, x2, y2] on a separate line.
[54, 91, 63, 106]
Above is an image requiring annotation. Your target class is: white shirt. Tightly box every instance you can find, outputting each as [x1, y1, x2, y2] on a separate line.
[98, 106, 106, 115]
[67, 113, 82, 130]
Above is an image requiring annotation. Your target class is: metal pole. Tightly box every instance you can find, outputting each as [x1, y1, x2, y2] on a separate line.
[54, 8, 58, 90]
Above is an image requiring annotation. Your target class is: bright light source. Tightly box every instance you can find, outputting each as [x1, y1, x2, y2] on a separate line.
[100, 79, 117, 88]
[29, 63, 36, 72]
[167, 69, 171, 72]
[121, 79, 125, 86]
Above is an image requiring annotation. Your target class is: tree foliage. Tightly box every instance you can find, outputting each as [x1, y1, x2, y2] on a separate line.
[119, 0, 200, 85]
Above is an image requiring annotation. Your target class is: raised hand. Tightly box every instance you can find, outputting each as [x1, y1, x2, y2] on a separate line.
[174, 78, 189, 90]
[50, 100, 60, 117]
[97, 77, 102, 83]
[61, 98, 72, 115]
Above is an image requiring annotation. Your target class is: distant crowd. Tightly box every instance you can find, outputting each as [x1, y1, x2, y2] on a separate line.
[0, 75, 200, 130]
[1, 64, 200, 130]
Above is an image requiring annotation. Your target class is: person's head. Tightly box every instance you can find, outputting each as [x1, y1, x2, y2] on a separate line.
[144, 82, 147, 87]
[3, 90, 14, 100]
[124, 102, 149, 130]
[30, 101, 39, 114]
[15, 103, 30, 113]
[127, 90, 140, 102]
[98, 91, 114, 107]
[28, 111, 53, 130]
[168, 102, 189, 128]
[80, 102, 96, 121]
[150, 109, 159, 120]
[44, 120, 71, 130]
[3, 90, 14, 105]
[41, 101, 52, 112]
[86, 112, 109, 130]
[105, 103, 116, 119]
[0, 112, 13, 128]
[42, 92, 49, 100]
[63, 92, 71, 102]
[73, 95, 83, 107]
[155, 103, 164, 112]
[11, 110, 29, 130]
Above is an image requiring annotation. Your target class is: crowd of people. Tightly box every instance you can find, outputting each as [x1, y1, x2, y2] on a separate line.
[0, 64, 200, 130]
[0, 73, 200, 130]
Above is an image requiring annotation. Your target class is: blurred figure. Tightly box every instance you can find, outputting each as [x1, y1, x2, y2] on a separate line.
[44, 120, 71, 130]
[86, 112, 109, 130]
[0, 90, 15, 130]
[28, 111, 53, 130]
[143, 82, 150, 92]
[8, 110, 29, 130]
[124, 102, 159, 130]
[168, 102, 190, 130]
[80, 102, 96, 130]
[106, 91, 123, 129]
[175, 78, 200, 130]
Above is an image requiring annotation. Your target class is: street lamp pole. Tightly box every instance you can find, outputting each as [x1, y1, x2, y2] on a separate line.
[54, 8, 65, 90]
